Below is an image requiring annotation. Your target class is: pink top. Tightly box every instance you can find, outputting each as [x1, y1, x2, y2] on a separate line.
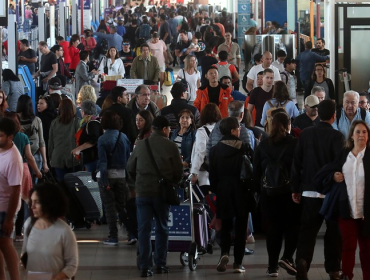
[81, 37, 97, 52]
[25, 9, 33, 19]
[0, 144, 23, 212]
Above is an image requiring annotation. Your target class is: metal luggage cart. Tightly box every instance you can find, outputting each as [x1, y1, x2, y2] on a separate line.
[150, 174, 212, 271]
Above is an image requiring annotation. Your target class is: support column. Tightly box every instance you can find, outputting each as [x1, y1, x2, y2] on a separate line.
[287, 0, 295, 33]
[325, 0, 335, 81]
[8, 14, 17, 74]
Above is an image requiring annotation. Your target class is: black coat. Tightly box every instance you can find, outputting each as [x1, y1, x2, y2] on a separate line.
[313, 147, 370, 236]
[291, 122, 344, 193]
[209, 135, 254, 219]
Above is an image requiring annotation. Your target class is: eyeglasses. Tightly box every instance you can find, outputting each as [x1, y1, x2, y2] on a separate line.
[309, 105, 318, 109]
[345, 100, 357, 106]
[123, 43, 130, 46]
[359, 101, 369, 104]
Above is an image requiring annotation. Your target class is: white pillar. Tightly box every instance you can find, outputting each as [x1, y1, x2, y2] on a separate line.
[325, 0, 335, 81]
[8, 15, 17, 74]
[287, 0, 295, 32]
[38, 7, 46, 42]
[72, 0, 77, 34]
[49, 5, 55, 46]
[59, 2, 66, 38]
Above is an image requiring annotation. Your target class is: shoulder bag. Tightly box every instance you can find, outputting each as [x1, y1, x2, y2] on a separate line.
[145, 138, 180, 206]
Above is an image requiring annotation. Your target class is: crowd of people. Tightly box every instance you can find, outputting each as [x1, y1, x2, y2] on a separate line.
[0, 2, 370, 280]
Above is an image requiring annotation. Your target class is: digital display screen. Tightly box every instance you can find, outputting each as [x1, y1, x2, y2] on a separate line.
[0, 0, 7, 26]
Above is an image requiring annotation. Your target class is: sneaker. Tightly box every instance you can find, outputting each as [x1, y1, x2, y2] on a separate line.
[278, 258, 297, 276]
[246, 234, 255, 244]
[216, 255, 229, 272]
[233, 264, 245, 273]
[15, 235, 24, 242]
[103, 238, 118, 246]
[267, 267, 279, 277]
[127, 238, 137, 245]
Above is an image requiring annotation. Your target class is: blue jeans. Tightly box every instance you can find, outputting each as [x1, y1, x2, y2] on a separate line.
[84, 160, 98, 173]
[30, 151, 42, 184]
[136, 197, 169, 270]
[302, 79, 311, 99]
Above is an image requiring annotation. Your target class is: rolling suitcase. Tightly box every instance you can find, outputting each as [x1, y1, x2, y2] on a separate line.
[192, 203, 209, 254]
[64, 173, 101, 229]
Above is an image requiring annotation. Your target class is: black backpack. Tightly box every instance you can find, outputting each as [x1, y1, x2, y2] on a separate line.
[262, 145, 290, 196]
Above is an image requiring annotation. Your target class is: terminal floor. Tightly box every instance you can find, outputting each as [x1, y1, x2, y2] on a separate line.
[13, 223, 364, 280]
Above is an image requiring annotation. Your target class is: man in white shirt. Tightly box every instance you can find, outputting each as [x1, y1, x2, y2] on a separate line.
[246, 51, 281, 92]
[271, 50, 287, 72]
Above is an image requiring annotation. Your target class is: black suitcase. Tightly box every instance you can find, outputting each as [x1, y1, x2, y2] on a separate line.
[64, 173, 101, 229]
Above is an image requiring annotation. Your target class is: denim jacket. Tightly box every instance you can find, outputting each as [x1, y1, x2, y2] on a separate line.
[97, 129, 131, 186]
[170, 127, 196, 164]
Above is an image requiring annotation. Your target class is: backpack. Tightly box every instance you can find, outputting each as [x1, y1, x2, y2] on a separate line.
[138, 23, 151, 40]
[262, 145, 291, 196]
[280, 71, 289, 84]
[164, 67, 175, 86]
[199, 126, 211, 172]
[178, 69, 191, 102]
[224, 19, 234, 33]
[336, 106, 366, 126]
[216, 63, 232, 81]
[20, 117, 39, 155]
[264, 100, 288, 135]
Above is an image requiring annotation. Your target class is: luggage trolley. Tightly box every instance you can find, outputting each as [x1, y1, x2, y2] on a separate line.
[150, 174, 212, 271]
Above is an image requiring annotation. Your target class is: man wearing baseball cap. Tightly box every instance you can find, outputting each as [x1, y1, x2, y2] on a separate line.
[293, 95, 320, 130]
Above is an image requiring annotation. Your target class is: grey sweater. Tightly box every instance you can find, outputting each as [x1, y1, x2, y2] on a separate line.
[2, 80, 24, 112]
[22, 218, 78, 279]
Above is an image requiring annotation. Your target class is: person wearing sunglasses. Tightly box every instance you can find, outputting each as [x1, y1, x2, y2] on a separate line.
[293, 95, 321, 130]
[119, 40, 135, 79]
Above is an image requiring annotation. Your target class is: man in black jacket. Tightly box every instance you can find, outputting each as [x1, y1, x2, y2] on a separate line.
[160, 82, 200, 129]
[290, 100, 344, 280]
[102, 86, 137, 145]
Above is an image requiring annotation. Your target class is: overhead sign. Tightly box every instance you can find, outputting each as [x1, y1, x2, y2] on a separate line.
[78, 0, 90, 10]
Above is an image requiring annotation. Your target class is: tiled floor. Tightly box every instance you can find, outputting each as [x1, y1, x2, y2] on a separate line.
[13, 223, 364, 280]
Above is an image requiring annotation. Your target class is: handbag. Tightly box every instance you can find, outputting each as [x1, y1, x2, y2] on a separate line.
[20, 220, 35, 268]
[240, 147, 253, 182]
[144, 139, 180, 206]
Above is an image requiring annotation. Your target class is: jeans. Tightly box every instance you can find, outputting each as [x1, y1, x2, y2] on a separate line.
[295, 197, 341, 274]
[98, 178, 128, 239]
[54, 166, 81, 182]
[136, 197, 170, 270]
[84, 160, 98, 173]
[30, 151, 42, 184]
[302, 79, 311, 99]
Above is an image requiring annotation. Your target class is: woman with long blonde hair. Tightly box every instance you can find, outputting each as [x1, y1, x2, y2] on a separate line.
[176, 55, 201, 105]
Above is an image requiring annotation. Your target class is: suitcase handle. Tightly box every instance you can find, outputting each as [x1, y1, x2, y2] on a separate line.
[72, 151, 84, 172]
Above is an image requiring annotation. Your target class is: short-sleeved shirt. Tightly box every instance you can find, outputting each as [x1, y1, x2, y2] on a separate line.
[40, 51, 57, 73]
[177, 69, 201, 102]
[18, 48, 37, 74]
[13, 132, 30, 162]
[312, 48, 330, 56]
[248, 87, 273, 127]
[175, 40, 191, 64]
[0, 144, 23, 212]
[293, 113, 320, 130]
[217, 42, 241, 67]
[119, 50, 135, 77]
[247, 64, 281, 88]
[148, 40, 167, 68]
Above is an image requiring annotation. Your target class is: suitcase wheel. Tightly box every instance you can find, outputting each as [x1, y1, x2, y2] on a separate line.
[179, 252, 189, 266]
[188, 254, 197, 271]
[85, 222, 92, 229]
